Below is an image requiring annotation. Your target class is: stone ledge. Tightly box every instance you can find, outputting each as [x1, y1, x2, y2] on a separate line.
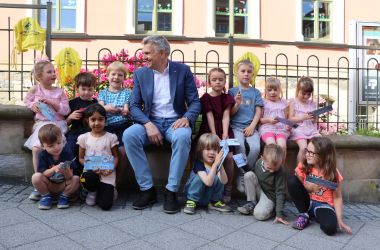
[0, 104, 33, 120]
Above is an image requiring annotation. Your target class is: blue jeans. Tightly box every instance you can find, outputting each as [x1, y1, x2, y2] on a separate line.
[185, 175, 224, 206]
[122, 117, 192, 192]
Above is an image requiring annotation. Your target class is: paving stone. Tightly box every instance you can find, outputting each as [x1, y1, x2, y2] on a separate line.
[142, 208, 202, 226]
[107, 239, 162, 250]
[110, 214, 170, 237]
[273, 244, 299, 250]
[196, 242, 233, 250]
[18, 203, 81, 220]
[0, 220, 59, 248]
[215, 231, 279, 250]
[242, 220, 297, 242]
[284, 232, 345, 250]
[0, 201, 19, 210]
[41, 211, 103, 234]
[343, 231, 380, 249]
[80, 205, 142, 223]
[178, 218, 236, 241]
[12, 235, 85, 250]
[0, 193, 14, 201]
[144, 227, 209, 250]
[199, 210, 254, 229]
[0, 207, 35, 227]
[5, 185, 28, 194]
[66, 224, 135, 249]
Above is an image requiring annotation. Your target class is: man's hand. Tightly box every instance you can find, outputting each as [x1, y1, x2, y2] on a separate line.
[145, 122, 163, 145]
[172, 117, 189, 130]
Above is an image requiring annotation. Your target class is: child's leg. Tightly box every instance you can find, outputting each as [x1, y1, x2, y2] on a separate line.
[276, 137, 287, 165]
[31, 173, 51, 195]
[209, 177, 224, 203]
[295, 139, 307, 163]
[243, 171, 259, 203]
[80, 171, 100, 192]
[315, 207, 338, 235]
[62, 176, 80, 196]
[186, 175, 207, 205]
[245, 131, 261, 169]
[96, 182, 114, 211]
[223, 152, 234, 201]
[287, 175, 310, 213]
[116, 146, 127, 188]
[32, 146, 42, 172]
[254, 189, 275, 221]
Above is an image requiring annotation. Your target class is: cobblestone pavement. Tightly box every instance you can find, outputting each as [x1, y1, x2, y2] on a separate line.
[0, 180, 379, 249]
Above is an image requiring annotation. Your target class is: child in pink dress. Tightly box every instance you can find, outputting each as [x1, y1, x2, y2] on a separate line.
[259, 77, 289, 163]
[289, 76, 321, 163]
[24, 60, 70, 201]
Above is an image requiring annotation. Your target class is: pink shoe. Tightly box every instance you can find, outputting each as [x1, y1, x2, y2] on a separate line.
[292, 214, 309, 230]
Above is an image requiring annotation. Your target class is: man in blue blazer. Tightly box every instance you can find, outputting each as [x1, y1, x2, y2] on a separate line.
[123, 35, 201, 213]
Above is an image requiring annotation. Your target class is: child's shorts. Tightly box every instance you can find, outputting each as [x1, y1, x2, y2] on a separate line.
[261, 132, 288, 142]
[308, 200, 335, 218]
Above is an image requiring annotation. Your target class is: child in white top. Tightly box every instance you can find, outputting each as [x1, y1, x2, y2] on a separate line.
[78, 103, 119, 210]
[24, 60, 70, 201]
[259, 77, 289, 163]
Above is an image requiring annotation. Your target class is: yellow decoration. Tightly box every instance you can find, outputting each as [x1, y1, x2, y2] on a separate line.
[54, 47, 82, 86]
[233, 52, 261, 87]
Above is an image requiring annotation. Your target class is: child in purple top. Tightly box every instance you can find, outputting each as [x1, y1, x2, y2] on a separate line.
[259, 77, 290, 163]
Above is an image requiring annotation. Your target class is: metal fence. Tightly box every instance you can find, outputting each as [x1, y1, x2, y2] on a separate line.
[1, 3, 380, 134]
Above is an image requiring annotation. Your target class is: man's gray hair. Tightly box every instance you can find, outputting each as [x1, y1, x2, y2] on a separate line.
[143, 35, 171, 56]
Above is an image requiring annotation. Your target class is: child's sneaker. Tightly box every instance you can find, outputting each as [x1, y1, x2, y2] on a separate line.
[183, 200, 196, 214]
[292, 214, 310, 230]
[79, 188, 88, 201]
[57, 194, 70, 209]
[29, 189, 41, 201]
[86, 191, 97, 206]
[237, 201, 256, 215]
[38, 194, 52, 210]
[209, 201, 232, 212]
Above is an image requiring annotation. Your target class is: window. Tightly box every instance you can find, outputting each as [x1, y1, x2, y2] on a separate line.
[126, 0, 182, 35]
[296, 0, 343, 42]
[302, 0, 332, 40]
[136, 0, 173, 34]
[37, 0, 85, 33]
[207, 0, 260, 38]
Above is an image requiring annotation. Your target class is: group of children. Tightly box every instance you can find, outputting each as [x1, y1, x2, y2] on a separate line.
[25, 60, 131, 211]
[24, 53, 352, 236]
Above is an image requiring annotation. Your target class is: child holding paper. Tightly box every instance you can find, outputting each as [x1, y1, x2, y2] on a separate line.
[78, 103, 119, 210]
[259, 77, 289, 163]
[197, 68, 235, 203]
[288, 137, 352, 235]
[184, 133, 232, 214]
[289, 76, 321, 163]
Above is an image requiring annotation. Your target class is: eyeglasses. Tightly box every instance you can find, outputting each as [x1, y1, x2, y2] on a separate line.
[304, 148, 317, 157]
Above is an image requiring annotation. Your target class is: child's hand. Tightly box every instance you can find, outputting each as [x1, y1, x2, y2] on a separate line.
[68, 110, 82, 120]
[214, 150, 224, 168]
[243, 125, 254, 137]
[273, 216, 289, 225]
[305, 181, 321, 193]
[31, 102, 40, 113]
[104, 104, 119, 114]
[270, 118, 279, 124]
[338, 221, 352, 234]
[222, 133, 228, 140]
[100, 170, 113, 176]
[303, 113, 314, 121]
[121, 106, 129, 116]
[235, 91, 242, 105]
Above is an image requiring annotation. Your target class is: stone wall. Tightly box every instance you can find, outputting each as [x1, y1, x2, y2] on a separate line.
[0, 104, 379, 203]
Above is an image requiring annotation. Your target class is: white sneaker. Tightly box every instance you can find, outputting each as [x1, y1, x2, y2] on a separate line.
[236, 173, 245, 193]
[85, 191, 97, 206]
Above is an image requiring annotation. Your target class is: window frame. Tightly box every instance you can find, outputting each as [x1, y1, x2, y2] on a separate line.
[207, 0, 260, 39]
[126, 0, 183, 35]
[35, 0, 85, 33]
[302, 0, 332, 41]
[296, 0, 344, 43]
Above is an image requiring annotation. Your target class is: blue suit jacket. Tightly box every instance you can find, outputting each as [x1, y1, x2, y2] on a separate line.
[129, 61, 201, 127]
